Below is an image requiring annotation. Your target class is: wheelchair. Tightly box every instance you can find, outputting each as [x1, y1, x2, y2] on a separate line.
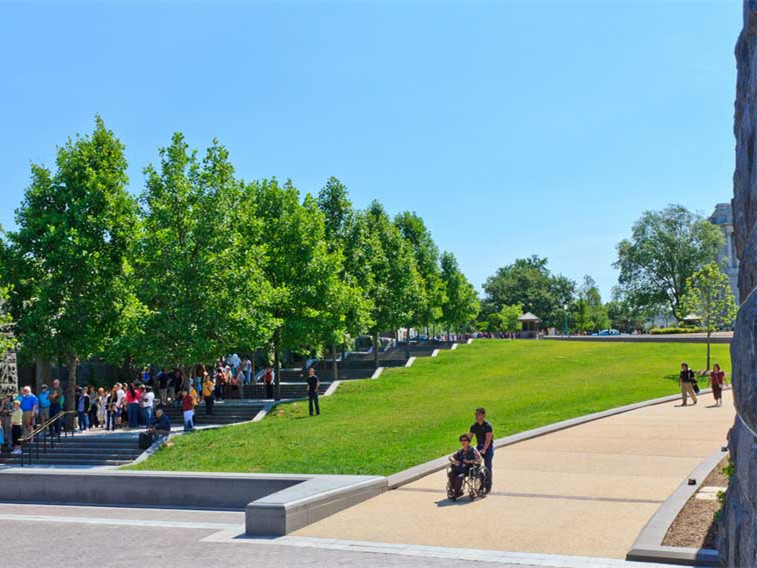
[446, 462, 489, 501]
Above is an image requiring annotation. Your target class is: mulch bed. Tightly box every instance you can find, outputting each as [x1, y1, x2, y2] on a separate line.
[662, 457, 729, 549]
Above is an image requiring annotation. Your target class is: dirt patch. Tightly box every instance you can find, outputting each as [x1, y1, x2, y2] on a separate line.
[662, 458, 729, 549]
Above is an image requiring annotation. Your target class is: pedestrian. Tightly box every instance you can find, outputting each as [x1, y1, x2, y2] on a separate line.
[38, 384, 50, 425]
[11, 400, 23, 455]
[106, 387, 118, 431]
[215, 366, 227, 401]
[19, 386, 39, 439]
[709, 363, 727, 407]
[87, 386, 99, 429]
[202, 373, 215, 416]
[124, 383, 140, 428]
[679, 362, 698, 406]
[48, 379, 64, 434]
[157, 368, 168, 404]
[307, 367, 320, 416]
[468, 407, 494, 493]
[141, 386, 155, 426]
[114, 383, 125, 428]
[1, 394, 13, 450]
[264, 367, 274, 399]
[97, 388, 107, 427]
[180, 388, 195, 432]
[76, 387, 90, 431]
[243, 356, 252, 385]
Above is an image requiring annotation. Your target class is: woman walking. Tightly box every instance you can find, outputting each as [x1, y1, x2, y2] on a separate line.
[708, 363, 727, 406]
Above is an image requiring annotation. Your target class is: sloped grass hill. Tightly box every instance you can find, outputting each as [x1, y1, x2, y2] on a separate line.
[128, 340, 730, 476]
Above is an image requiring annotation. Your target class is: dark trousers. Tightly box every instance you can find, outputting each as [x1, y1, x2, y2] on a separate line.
[308, 393, 320, 416]
[106, 411, 116, 431]
[479, 447, 493, 491]
[205, 394, 214, 415]
[448, 465, 469, 495]
[127, 403, 139, 428]
[49, 403, 61, 434]
[77, 410, 88, 431]
[265, 383, 273, 399]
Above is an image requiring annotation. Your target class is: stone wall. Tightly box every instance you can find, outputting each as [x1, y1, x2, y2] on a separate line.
[719, 2, 757, 565]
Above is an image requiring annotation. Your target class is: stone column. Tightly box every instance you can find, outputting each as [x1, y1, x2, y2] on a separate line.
[719, 3, 757, 565]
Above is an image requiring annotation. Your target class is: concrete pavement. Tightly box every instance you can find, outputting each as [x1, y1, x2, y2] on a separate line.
[294, 389, 735, 559]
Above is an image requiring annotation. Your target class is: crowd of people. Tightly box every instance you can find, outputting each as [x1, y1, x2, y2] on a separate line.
[0, 353, 282, 454]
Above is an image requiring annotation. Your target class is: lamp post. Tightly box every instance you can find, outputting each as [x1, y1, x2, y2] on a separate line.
[563, 303, 569, 337]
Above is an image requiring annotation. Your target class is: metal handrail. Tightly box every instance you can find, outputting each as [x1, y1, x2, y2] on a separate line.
[17, 410, 76, 467]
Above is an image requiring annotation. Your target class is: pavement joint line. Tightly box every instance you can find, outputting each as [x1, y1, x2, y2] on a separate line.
[393, 487, 665, 505]
[0, 513, 242, 531]
[199, 532, 687, 567]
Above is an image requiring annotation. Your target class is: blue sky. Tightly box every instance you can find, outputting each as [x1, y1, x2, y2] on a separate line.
[0, 1, 742, 299]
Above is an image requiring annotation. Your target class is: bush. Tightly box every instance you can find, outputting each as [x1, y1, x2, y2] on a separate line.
[650, 327, 701, 335]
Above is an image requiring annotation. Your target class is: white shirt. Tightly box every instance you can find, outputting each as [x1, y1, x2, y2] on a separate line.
[115, 390, 125, 408]
[143, 392, 154, 408]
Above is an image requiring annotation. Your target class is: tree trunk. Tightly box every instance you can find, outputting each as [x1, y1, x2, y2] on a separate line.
[332, 344, 338, 382]
[251, 349, 256, 383]
[274, 337, 281, 401]
[373, 331, 379, 370]
[707, 330, 711, 371]
[405, 328, 411, 359]
[34, 355, 50, 395]
[65, 354, 78, 431]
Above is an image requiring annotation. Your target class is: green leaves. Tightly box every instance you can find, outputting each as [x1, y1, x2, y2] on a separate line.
[680, 262, 737, 334]
[614, 204, 724, 321]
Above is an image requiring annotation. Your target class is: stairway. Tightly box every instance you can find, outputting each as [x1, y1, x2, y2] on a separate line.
[0, 432, 143, 467]
[163, 400, 266, 426]
[241, 382, 330, 399]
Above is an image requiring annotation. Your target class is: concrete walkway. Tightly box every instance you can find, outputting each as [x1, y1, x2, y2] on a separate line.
[294, 390, 735, 559]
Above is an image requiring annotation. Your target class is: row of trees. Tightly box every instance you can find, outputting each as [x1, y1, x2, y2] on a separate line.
[0, 118, 480, 413]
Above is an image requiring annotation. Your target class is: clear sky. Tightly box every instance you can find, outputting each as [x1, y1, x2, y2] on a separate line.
[0, 0, 742, 299]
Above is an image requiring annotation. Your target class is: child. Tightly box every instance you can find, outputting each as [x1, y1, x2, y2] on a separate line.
[11, 400, 23, 455]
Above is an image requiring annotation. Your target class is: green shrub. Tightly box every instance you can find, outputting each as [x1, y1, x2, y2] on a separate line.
[650, 327, 701, 335]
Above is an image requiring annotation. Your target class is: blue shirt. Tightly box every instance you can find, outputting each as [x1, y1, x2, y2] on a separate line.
[20, 394, 39, 412]
[151, 414, 171, 431]
[38, 391, 50, 408]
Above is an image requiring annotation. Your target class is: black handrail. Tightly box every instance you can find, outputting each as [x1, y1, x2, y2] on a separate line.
[17, 410, 76, 467]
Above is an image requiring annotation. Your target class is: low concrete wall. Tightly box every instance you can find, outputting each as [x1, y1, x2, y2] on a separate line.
[543, 335, 732, 344]
[0, 470, 303, 509]
[0, 468, 386, 537]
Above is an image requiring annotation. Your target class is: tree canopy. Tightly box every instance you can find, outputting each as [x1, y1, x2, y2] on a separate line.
[614, 204, 723, 322]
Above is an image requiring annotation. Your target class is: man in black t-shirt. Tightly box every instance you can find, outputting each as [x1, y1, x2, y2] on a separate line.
[306, 367, 320, 416]
[469, 407, 493, 493]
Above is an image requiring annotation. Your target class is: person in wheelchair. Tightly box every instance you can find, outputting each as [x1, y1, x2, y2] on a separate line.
[447, 434, 483, 498]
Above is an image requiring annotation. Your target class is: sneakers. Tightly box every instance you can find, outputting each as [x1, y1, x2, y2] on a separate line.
[11, 448, 21, 455]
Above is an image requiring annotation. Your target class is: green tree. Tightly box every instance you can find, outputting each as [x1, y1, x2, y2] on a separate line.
[346, 201, 421, 368]
[574, 276, 609, 333]
[0, 276, 16, 354]
[482, 256, 575, 328]
[395, 211, 445, 354]
[615, 204, 723, 322]
[4, 117, 138, 427]
[680, 262, 738, 370]
[245, 179, 344, 398]
[132, 134, 273, 370]
[606, 288, 648, 334]
[488, 303, 521, 334]
[316, 177, 371, 378]
[441, 252, 480, 339]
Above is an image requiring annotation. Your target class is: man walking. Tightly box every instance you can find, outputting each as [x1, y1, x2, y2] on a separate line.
[264, 367, 274, 399]
[679, 362, 698, 406]
[307, 367, 320, 416]
[469, 407, 493, 493]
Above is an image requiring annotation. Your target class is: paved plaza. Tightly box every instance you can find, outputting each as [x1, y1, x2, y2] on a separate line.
[295, 390, 735, 559]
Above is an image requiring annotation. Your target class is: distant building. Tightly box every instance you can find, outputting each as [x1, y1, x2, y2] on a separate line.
[709, 203, 740, 304]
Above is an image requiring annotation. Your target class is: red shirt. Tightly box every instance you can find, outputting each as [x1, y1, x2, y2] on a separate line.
[711, 371, 725, 386]
[182, 394, 194, 411]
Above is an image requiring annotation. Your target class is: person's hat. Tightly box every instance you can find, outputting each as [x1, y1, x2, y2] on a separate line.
[41, 384, 48, 390]
[13, 400, 20, 405]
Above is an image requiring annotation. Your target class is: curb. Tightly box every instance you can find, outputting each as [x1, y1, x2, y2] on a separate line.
[129, 435, 169, 466]
[387, 390, 716, 489]
[626, 448, 727, 567]
[404, 357, 416, 368]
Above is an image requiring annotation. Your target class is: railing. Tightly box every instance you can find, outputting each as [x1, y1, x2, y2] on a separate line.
[17, 410, 77, 467]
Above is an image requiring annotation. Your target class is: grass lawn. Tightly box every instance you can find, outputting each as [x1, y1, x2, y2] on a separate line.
[127, 339, 731, 476]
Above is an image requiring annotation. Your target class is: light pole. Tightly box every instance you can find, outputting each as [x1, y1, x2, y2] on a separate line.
[563, 303, 569, 337]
